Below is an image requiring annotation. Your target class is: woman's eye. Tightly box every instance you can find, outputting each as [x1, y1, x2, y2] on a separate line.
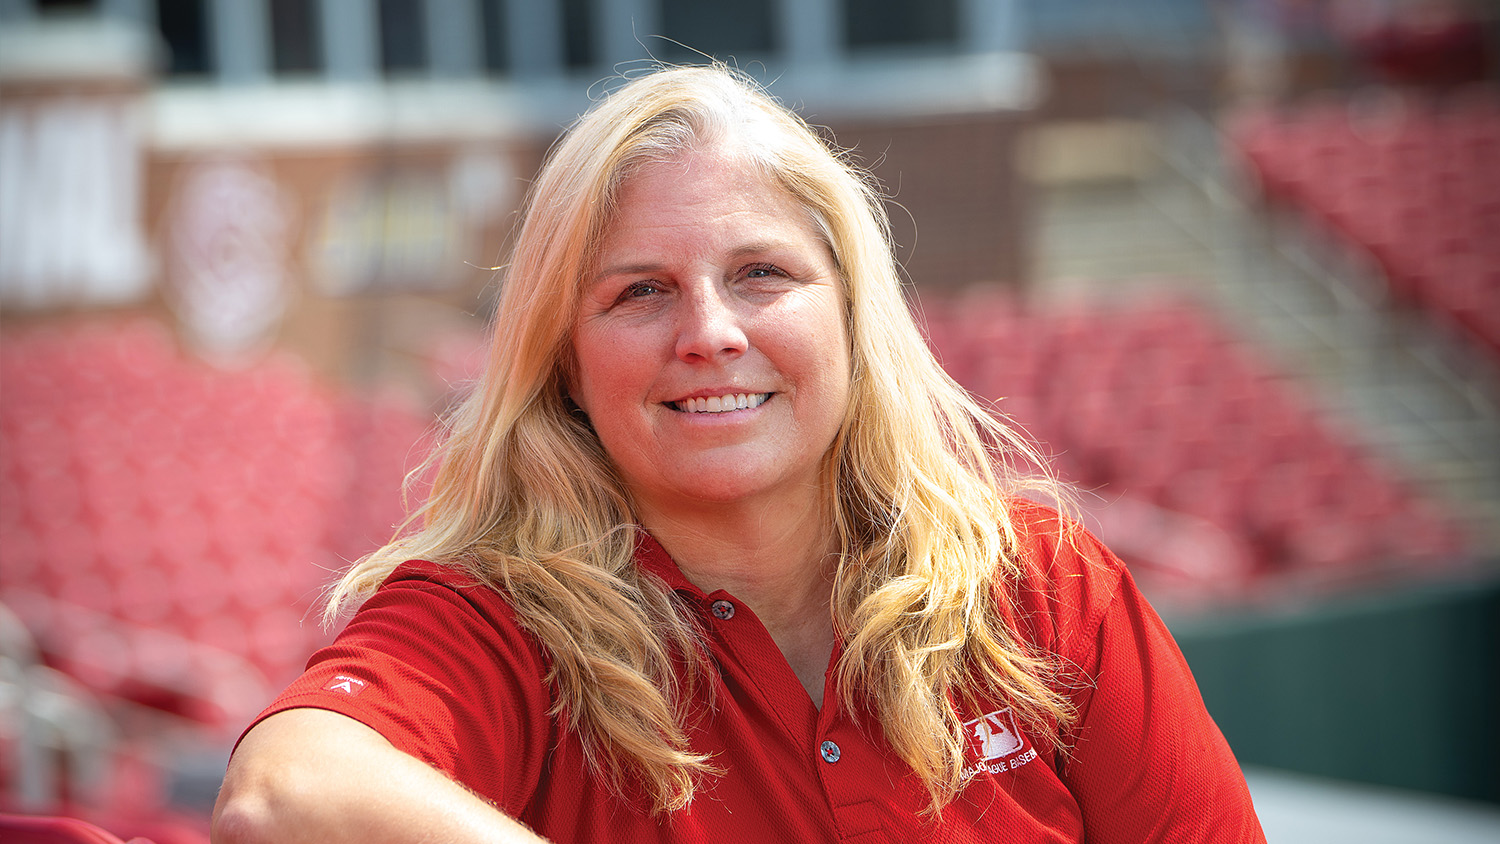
[744, 263, 784, 279]
[620, 281, 661, 300]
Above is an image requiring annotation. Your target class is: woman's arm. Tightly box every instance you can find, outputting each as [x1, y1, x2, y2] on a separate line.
[1059, 568, 1264, 843]
[212, 708, 550, 844]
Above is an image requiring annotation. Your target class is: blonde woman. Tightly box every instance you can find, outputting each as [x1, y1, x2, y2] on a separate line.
[213, 65, 1264, 843]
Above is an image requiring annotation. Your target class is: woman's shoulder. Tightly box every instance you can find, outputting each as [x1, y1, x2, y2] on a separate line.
[348, 558, 539, 653]
[1001, 497, 1130, 653]
[381, 557, 480, 586]
[1006, 497, 1126, 571]
[373, 558, 505, 602]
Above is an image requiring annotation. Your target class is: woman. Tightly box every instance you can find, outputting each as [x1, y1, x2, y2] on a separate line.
[213, 65, 1264, 843]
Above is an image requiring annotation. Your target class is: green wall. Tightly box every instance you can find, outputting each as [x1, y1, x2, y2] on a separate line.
[1171, 568, 1500, 804]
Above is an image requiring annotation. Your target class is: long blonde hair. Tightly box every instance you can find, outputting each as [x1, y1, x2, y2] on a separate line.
[329, 64, 1074, 815]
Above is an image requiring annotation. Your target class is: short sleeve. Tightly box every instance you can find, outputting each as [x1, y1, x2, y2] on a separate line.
[1059, 566, 1265, 842]
[236, 561, 554, 814]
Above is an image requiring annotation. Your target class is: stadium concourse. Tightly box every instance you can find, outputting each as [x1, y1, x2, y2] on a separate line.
[3, 87, 1500, 842]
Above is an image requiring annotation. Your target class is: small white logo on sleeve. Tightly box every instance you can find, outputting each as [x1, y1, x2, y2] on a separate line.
[325, 674, 367, 696]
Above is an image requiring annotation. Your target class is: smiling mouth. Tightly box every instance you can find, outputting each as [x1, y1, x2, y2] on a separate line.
[667, 393, 771, 413]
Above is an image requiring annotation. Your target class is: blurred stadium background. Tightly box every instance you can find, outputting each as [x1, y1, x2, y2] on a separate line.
[1, 1, 1497, 841]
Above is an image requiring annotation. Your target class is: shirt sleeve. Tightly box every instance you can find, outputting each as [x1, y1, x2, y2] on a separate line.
[235, 562, 553, 814]
[1058, 563, 1266, 843]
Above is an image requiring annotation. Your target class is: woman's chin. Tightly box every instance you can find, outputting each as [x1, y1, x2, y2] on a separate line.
[632, 464, 820, 515]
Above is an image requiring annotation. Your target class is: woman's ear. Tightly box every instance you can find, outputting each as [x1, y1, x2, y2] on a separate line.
[563, 393, 589, 419]
[558, 357, 585, 417]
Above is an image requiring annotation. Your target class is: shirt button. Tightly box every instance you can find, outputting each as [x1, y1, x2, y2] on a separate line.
[710, 599, 735, 620]
[820, 740, 841, 763]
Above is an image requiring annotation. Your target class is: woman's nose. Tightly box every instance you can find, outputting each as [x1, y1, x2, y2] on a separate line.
[675, 284, 748, 362]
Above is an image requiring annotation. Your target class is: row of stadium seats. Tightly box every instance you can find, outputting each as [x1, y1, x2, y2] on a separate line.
[1225, 88, 1500, 357]
[920, 287, 1469, 588]
[3, 299, 1473, 716]
[0, 319, 430, 732]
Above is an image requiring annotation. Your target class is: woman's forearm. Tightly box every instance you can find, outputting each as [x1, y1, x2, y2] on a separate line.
[212, 708, 549, 844]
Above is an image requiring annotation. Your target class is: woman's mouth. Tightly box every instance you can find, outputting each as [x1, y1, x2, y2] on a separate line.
[667, 393, 771, 413]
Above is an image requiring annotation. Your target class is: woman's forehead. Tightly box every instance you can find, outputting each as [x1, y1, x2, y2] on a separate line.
[596, 150, 793, 245]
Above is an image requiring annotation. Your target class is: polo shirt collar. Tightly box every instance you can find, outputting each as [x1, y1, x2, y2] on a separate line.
[632, 529, 706, 598]
[632, 525, 852, 697]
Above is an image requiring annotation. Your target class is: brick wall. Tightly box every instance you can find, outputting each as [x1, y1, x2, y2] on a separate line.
[828, 110, 1033, 289]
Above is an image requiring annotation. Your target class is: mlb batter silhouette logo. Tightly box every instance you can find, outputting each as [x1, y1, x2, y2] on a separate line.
[965, 709, 1024, 761]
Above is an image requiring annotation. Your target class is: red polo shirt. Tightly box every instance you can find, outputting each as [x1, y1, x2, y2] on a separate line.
[243, 503, 1264, 842]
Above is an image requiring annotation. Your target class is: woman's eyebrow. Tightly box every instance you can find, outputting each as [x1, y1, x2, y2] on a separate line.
[591, 243, 789, 285]
[591, 262, 665, 286]
[728, 240, 794, 259]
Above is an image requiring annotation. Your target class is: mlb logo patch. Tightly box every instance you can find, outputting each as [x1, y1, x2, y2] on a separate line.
[964, 709, 1024, 762]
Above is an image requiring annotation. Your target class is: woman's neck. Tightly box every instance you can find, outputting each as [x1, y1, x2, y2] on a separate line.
[640, 495, 835, 609]
[636, 494, 839, 706]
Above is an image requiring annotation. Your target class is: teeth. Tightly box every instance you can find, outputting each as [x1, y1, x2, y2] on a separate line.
[674, 393, 769, 413]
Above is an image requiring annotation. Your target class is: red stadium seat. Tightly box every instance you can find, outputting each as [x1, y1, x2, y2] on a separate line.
[0, 813, 149, 844]
[921, 286, 1472, 584]
[0, 319, 430, 731]
[1226, 90, 1500, 360]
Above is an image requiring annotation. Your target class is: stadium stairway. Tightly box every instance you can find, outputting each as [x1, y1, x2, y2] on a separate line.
[1020, 101, 1500, 560]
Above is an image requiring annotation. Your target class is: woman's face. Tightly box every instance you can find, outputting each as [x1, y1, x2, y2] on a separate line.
[570, 145, 851, 519]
